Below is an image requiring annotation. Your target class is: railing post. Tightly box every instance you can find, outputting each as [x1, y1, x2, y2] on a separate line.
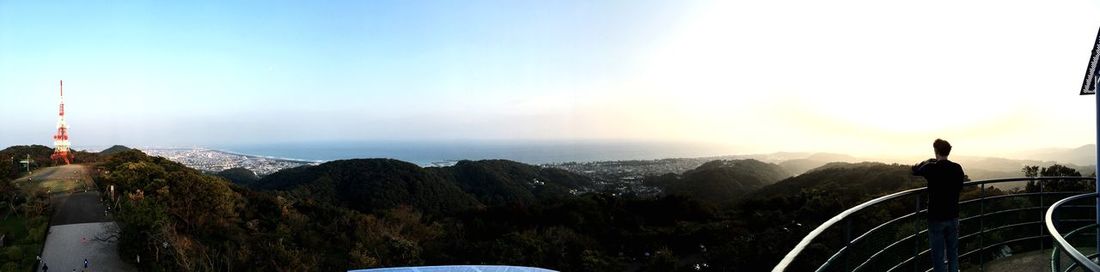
[914, 193, 921, 272]
[979, 183, 985, 272]
[1040, 179, 1046, 251]
[1053, 244, 1061, 272]
[845, 219, 852, 272]
[1047, 193, 1062, 271]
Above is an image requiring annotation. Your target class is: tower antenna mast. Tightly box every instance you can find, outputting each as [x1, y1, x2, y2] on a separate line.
[50, 80, 72, 165]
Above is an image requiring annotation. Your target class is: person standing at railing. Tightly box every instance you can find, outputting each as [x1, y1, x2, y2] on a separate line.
[912, 139, 965, 272]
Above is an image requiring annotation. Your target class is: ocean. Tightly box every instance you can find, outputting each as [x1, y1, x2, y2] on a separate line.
[214, 140, 741, 166]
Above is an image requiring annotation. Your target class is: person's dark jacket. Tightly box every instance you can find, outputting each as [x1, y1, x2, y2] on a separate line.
[912, 159, 965, 221]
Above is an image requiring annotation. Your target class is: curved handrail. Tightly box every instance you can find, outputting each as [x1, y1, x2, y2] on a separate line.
[1049, 223, 1097, 271]
[1065, 253, 1100, 272]
[772, 187, 924, 271]
[773, 176, 1095, 272]
[1045, 193, 1100, 271]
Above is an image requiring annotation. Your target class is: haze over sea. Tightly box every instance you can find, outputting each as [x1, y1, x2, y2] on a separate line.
[210, 141, 741, 166]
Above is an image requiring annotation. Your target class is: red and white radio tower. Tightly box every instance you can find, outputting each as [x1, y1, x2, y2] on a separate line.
[51, 80, 73, 165]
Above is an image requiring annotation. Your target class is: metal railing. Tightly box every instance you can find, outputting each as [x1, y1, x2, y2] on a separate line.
[773, 177, 1095, 272]
[1047, 193, 1100, 271]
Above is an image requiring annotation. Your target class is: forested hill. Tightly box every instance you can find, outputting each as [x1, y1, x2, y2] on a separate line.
[0, 145, 53, 162]
[98, 145, 133, 156]
[253, 158, 594, 214]
[644, 159, 790, 204]
[430, 159, 594, 206]
[215, 167, 260, 186]
[747, 162, 926, 206]
[254, 158, 482, 215]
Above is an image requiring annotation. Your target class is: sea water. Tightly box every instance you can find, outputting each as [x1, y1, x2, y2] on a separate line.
[215, 140, 739, 166]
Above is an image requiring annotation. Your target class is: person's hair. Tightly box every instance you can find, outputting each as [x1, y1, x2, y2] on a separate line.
[933, 138, 952, 157]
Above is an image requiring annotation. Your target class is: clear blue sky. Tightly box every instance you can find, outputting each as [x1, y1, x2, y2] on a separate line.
[0, 1, 688, 147]
[2, 0, 1099, 158]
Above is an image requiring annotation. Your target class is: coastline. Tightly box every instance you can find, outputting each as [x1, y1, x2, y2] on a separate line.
[137, 147, 323, 164]
[209, 141, 743, 166]
[211, 148, 325, 165]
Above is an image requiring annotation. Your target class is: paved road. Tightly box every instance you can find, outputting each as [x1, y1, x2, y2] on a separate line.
[50, 192, 109, 226]
[28, 165, 135, 272]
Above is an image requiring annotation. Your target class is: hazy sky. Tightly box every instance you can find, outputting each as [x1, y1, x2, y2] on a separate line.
[1, 0, 1099, 158]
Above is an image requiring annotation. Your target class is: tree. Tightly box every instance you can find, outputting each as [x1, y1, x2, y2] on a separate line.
[1021, 165, 1040, 178]
[1041, 164, 1082, 177]
[1023, 165, 1041, 192]
[1025, 164, 1088, 193]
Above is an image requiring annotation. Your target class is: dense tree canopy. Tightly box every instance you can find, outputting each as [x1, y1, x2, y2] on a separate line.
[216, 167, 260, 186]
[430, 159, 593, 206]
[95, 151, 944, 271]
[91, 149, 1089, 271]
[254, 159, 483, 215]
[98, 151, 610, 271]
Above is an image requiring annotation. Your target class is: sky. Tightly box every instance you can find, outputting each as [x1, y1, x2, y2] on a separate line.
[1, 0, 1100, 158]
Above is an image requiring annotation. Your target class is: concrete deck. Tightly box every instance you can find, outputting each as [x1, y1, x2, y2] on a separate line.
[974, 250, 1050, 272]
[973, 247, 1098, 272]
[40, 222, 135, 272]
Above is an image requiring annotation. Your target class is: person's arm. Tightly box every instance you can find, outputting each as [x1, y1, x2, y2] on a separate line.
[912, 159, 936, 176]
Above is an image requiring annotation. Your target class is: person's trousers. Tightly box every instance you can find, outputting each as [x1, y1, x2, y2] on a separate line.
[929, 218, 959, 272]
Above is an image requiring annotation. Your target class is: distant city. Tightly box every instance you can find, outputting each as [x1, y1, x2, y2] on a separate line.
[139, 148, 319, 176]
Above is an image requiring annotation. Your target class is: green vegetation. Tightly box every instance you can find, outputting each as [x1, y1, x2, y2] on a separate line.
[215, 167, 259, 186]
[1023, 164, 1091, 191]
[89, 148, 1098, 271]
[94, 149, 932, 271]
[0, 145, 53, 181]
[0, 213, 49, 272]
[0, 147, 72, 271]
[430, 159, 593, 206]
[98, 145, 134, 157]
[100, 150, 712, 271]
[254, 159, 483, 215]
[0, 166, 51, 272]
